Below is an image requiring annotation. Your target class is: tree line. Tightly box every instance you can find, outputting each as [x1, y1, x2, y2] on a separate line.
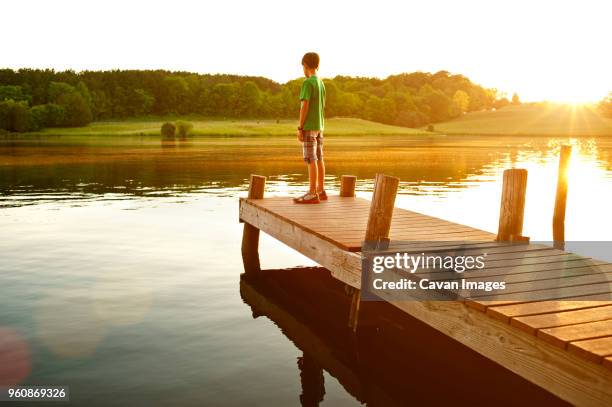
[598, 92, 612, 118]
[0, 68, 518, 132]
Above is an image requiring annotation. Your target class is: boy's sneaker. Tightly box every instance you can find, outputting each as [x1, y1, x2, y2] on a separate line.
[293, 192, 320, 204]
[318, 190, 328, 200]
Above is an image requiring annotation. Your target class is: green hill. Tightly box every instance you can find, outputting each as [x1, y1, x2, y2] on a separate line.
[434, 104, 612, 136]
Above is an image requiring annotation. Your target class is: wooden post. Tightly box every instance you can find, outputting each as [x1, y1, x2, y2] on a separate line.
[241, 175, 266, 273]
[496, 169, 528, 242]
[339, 175, 357, 197]
[364, 174, 400, 247]
[349, 174, 399, 332]
[553, 145, 572, 250]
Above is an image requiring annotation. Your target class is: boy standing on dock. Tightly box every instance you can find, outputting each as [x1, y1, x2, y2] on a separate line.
[294, 52, 327, 204]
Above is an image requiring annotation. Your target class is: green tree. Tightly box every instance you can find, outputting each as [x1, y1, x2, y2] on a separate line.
[0, 85, 31, 104]
[238, 82, 262, 116]
[44, 104, 66, 127]
[160, 76, 189, 114]
[129, 89, 155, 116]
[452, 90, 470, 114]
[0, 99, 31, 132]
[419, 85, 453, 122]
[57, 92, 92, 126]
[598, 92, 612, 118]
[493, 97, 510, 110]
[30, 105, 48, 130]
[48, 81, 75, 102]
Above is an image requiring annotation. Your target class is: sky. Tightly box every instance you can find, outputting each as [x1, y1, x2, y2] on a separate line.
[2, 0, 611, 103]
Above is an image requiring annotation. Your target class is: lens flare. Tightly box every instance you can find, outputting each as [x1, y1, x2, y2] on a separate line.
[0, 327, 31, 385]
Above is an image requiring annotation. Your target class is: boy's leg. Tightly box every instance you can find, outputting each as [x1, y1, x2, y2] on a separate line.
[316, 132, 325, 193]
[316, 159, 325, 193]
[308, 160, 318, 194]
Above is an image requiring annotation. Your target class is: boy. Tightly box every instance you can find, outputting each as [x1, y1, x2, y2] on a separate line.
[293, 52, 326, 204]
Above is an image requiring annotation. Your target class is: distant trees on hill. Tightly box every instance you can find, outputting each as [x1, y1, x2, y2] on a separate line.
[598, 92, 612, 118]
[0, 68, 504, 133]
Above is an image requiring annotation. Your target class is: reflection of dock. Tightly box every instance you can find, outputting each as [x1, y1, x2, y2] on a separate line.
[238, 168, 612, 406]
[240, 267, 568, 406]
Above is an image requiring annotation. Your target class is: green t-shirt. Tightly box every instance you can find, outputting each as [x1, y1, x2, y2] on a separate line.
[299, 75, 326, 131]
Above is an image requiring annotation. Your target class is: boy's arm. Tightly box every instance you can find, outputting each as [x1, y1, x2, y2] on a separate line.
[297, 99, 309, 141]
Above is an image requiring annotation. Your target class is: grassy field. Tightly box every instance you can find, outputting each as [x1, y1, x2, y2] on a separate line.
[434, 104, 612, 136]
[19, 117, 429, 137]
[7, 104, 612, 139]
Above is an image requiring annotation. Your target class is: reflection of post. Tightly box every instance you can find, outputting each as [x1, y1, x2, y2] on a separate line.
[349, 174, 399, 331]
[340, 175, 357, 197]
[297, 352, 325, 407]
[553, 145, 572, 250]
[496, 169, 528, 242]
[241, 175, 266, 273]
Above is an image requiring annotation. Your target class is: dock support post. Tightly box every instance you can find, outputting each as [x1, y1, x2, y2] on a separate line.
[241, 175, 266, 273]
[339, 175, 357, 197]
[496, 169, 528, 242]
[553, 145, 572, 250]
[349, 173, 400, 332]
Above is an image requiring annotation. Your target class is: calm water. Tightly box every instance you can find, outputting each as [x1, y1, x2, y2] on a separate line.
[1, 134, 611, 406]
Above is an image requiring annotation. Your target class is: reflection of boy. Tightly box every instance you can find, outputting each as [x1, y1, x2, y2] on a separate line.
[294, 52, 326, 204]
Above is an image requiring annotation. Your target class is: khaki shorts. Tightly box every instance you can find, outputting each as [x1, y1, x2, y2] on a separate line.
[302, 131, 323, 163]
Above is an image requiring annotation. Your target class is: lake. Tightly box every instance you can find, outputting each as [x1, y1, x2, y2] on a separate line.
[1, 134, 610, 406]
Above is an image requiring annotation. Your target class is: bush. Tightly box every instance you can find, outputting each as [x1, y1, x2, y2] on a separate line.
[161, 122, 176, 138]
[176, 121, 193, 139]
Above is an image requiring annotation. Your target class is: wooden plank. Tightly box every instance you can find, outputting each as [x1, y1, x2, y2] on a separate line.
[467, 271, 612, 298]
[511, 305, 612, 335]
[487, 297, 612, 322]
[538, 320, 612, 349]
[425, 265, 612, 287]
[419, 261, 611, 282]
[568, 337, 612, 364]
[604, 357, 612, 371]
[467, 282, 612, 311]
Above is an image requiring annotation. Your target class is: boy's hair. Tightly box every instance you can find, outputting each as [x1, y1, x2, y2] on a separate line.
[302, 52, 320, 70]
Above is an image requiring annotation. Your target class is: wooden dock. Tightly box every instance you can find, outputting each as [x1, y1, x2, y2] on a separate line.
[238, 170, 612, 407]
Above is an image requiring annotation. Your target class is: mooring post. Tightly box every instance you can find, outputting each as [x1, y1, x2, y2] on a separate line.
[348, 173, 399, 332]
[241, 175, 266, 273]
[553, 145, 572, 250]
[364, 174, 400, 247]
[339, 175, 357, 197]
[496, 169, 528, 242]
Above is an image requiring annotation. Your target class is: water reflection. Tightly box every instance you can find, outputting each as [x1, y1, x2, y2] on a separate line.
[240, 267, 569, 406]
